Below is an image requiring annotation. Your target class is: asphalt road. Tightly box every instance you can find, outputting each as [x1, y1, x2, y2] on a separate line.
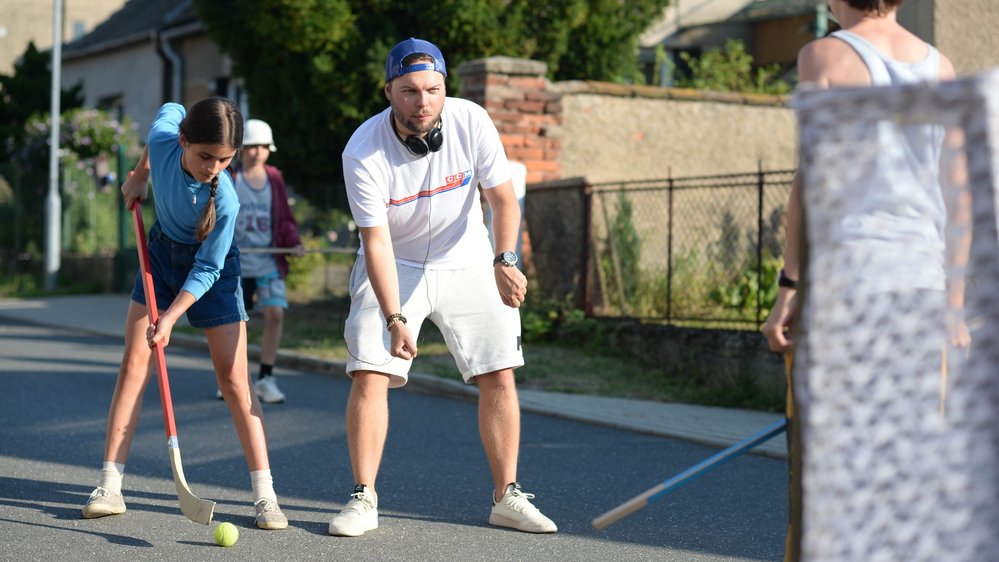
[0, 317, 787, 561]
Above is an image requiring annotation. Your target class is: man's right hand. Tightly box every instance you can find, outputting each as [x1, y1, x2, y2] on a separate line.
[389, 322, 418, 360]
[762, 289, 796, 353]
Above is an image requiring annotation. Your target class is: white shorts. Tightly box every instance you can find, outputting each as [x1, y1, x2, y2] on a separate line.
[344, 258, 524, 388]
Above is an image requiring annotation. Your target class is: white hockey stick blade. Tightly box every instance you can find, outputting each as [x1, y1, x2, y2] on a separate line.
[169, 445, 215, 525]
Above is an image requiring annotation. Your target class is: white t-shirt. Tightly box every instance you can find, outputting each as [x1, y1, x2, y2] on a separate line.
[342, 97, 511, 269]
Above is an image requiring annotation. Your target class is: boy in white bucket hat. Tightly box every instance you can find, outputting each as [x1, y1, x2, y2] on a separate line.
[219, 118, 303, 404]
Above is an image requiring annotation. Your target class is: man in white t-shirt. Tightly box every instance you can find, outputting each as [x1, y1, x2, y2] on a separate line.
[328, 37, 556, 537]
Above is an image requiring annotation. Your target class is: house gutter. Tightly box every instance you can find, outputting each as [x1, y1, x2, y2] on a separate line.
[154, 21, 204, 103]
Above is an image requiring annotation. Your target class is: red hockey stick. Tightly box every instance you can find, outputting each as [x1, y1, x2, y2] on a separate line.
[132, 202, 215, 525]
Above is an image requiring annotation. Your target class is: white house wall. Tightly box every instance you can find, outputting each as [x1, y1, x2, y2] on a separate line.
[61, 43, 164, 140]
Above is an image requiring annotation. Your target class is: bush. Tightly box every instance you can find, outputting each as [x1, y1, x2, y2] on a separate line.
[3, 109, 139, 257]
[521, 294, 604, 348]
[675, 39, 792, 96]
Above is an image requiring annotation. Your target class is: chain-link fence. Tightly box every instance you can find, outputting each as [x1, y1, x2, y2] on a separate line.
[525, 166, 795, 330]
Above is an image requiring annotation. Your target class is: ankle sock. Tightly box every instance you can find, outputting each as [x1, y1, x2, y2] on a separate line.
[100, 461, 125, 494]
[250, 469, 277, 504]
[258, 364, 274, 380]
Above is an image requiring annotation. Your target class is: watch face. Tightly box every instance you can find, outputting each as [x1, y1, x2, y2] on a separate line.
[496, 251, 518, 266]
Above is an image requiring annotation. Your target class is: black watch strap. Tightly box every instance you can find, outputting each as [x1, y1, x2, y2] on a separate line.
[778, 269, 797, 289]
[494, 251, 517, 266]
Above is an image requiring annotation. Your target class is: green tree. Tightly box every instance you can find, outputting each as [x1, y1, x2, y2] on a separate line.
[554, 0, 671, 83]
[0, 41, 85, 255]
[0, 41, 84, 163]
[192, 0, 671, 209]
[676, 39, 791, 95]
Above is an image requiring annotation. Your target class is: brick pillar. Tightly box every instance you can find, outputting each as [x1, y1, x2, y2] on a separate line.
[457, 56, 561, 183]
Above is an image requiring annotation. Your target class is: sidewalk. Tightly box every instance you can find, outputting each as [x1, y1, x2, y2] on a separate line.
[0, 293, 786, 458]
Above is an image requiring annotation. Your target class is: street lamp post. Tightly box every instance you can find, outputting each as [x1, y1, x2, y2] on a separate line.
[43, 0, 63, 290]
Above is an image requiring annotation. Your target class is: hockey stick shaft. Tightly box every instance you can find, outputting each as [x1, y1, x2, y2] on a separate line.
[592, 418, 787, 530]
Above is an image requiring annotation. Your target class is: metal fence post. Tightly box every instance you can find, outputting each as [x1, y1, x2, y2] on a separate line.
[666, 169, 674, 324]
[582, 181, 592, 315]
[756, 160, 765, 329]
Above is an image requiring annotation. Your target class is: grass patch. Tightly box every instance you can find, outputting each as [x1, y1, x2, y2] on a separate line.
[0, 271, 105, 298]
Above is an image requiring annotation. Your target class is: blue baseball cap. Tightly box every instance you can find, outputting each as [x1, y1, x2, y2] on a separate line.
[385, 37, 447, 83]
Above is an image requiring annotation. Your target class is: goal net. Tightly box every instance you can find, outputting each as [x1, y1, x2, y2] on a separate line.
[790, 69, 999, 562]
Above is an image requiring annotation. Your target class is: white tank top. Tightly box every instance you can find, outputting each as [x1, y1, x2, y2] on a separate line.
[830, 30, 947, 294]
[832, 30, 940, 86]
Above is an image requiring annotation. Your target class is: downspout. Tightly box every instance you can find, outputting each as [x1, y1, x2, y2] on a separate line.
[155, 30, 183, 102]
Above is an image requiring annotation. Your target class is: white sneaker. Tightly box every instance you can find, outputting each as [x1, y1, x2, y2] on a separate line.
[254, 377, 285, 404]
[329, 485, 378, 536]
[254, 498, 288, 530]
[489, 482, 557, 533]
[82, 487, 126, 519]
[215, 388, 224, 400]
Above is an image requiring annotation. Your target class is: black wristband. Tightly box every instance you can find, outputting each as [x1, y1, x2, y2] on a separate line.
[778, 269, 797, 289]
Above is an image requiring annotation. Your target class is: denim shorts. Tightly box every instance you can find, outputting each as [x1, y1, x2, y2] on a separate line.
[130, 222, 248, 329]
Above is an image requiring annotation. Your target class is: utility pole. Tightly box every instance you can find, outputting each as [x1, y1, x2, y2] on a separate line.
[43, 0, 63, 290]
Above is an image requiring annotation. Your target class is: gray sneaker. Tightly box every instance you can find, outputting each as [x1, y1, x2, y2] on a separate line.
[254, 498, 288, 530]
[254, 377, 286, 404]
[489, 482, 557, 533]
[328, 484, 378, 536]
[82, 487, 126, 519]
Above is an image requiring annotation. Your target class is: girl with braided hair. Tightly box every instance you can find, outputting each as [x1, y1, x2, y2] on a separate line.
[82, 97, 287, 530]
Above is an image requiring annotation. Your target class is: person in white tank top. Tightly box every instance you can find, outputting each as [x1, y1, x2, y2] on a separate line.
[760, 3, 974, 561]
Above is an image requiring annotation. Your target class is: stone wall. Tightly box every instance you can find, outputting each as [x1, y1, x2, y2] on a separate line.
[557, 83, 795, 182]
[457, 56, 796, 186]
[604, 318, 786, 399]
[933, 0, 999, 77]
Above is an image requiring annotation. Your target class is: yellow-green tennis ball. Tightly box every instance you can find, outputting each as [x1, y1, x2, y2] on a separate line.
[214, 522, 239, 547]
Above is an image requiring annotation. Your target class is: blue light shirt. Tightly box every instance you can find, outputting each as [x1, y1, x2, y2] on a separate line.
[147, 103, 239, 300]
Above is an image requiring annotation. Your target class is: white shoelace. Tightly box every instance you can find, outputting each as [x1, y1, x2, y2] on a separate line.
[255, 498, 280, 513]
[343, 493, 375, 514]
[90, 487, 115, 499]
[503, 488, 539, 513]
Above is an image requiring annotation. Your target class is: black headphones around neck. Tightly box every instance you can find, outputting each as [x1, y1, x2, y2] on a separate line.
[391, 112, 443, 156]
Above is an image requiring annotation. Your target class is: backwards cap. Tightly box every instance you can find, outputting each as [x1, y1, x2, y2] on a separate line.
[385, 37, 447, 83]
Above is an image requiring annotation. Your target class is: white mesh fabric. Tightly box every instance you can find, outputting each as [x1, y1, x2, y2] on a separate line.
[792, 70, 999, 562]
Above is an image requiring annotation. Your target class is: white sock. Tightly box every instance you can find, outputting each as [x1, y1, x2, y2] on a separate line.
[250, 469, 277, 504]
[99, 462, 125, 494]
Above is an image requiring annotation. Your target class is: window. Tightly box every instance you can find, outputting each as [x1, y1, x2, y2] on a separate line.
[71, 20, 87, 40]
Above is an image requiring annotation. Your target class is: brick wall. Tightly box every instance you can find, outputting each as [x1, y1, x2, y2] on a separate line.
[457, 56, 562, 184]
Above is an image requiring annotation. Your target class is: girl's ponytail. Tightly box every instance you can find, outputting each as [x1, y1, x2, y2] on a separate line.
[195, 174, 220, 241]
